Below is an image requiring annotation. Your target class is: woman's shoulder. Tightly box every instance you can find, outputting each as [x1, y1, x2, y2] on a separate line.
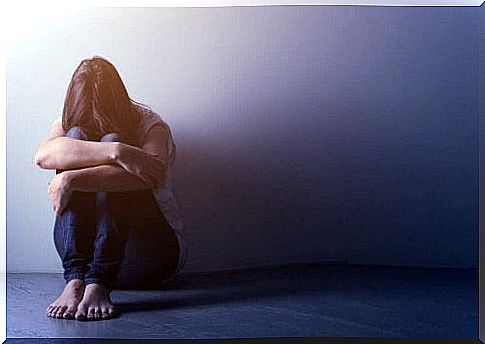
[134, 103, 170, 133]
[134, 103, 177, 164]
[134, 103, 164, 123]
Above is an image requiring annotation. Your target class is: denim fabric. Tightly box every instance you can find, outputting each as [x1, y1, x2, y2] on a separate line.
[53, 126, 180, 290]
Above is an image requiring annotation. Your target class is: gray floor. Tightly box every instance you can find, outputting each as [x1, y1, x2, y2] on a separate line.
[7, 263, 478, 339]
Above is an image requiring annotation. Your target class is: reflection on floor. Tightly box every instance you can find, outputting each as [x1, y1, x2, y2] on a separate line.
[7, 263, 477, 339]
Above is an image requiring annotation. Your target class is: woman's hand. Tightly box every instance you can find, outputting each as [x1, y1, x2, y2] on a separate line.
[113, 143, 167, 188]
[48, 172, 73, 216]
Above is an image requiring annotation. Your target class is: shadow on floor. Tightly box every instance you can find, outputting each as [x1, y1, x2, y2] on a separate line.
[114, 262, 477, 315]
[7, 262, 477, 338]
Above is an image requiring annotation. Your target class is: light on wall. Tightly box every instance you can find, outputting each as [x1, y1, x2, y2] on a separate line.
[3, 1, 78, 49]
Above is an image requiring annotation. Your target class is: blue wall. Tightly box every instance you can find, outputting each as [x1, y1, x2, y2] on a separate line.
[172, 6, 479, 270]
[7, 6, 479, 273]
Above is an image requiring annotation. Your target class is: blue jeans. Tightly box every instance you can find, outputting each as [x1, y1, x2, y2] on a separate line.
[54, 127, 179, 290]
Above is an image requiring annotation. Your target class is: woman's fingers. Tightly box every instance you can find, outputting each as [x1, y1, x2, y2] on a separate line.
[118, 152, 166, 188]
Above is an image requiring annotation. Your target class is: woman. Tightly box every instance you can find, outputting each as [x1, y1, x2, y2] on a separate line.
[34, 56, 187, 321]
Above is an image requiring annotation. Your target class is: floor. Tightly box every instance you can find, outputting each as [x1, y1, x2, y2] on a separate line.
[6, 263, 478, 339]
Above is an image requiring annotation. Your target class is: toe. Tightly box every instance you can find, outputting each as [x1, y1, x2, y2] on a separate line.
[46, 305, 54, 315]
[95, 308, 103, 320]
[108, 307, 116, 318]
[75, 304, 87, 320]
[55, 306, 67, 318]
[87, 307, 95, 319]
[63, 306, 76, 319]
[75, 313, 86, 321]
[48, 306, 59, 317]
[101, 308, 109, 319]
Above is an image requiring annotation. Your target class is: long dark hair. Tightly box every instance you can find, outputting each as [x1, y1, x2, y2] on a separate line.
[61, 56, 143, 145]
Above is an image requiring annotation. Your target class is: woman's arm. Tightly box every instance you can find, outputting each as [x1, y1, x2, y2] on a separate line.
[34, 122, 118, 170]
[47, 124, 171, 214]
[35, 138, 119, 170]
[35, 122, 166, 187]
[62, 164, 154, 192]
[63, 125, 171, 192]
[48, 164, 154, 215]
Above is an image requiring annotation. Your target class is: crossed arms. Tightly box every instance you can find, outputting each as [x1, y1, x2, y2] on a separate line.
[34, 121, 170, 215]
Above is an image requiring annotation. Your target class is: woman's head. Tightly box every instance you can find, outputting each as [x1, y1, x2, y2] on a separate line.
[62, 56, 140, 144]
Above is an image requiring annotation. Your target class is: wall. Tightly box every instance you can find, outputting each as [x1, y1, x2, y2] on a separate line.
[6, 6, 478, 273]
[478, 2, 484, 340]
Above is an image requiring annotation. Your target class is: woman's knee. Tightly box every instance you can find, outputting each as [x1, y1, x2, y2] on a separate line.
[100, 132, 124, 143]
[65, 126, 89, 140]
[65, 128, 125, 143]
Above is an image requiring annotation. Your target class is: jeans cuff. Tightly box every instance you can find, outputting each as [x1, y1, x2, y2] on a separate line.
[65, 273, 85, 284]
[84, 277, 113, 291]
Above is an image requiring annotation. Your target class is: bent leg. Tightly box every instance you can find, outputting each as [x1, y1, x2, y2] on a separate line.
[112, 190, 180, 290]
[82, 131, 179, 290]
[83, 132, 135, 290]
[73, 132, 129, 321]
[84, 189, 133, 289]
[53, 126, 97, 284]
[48, 126, 96, 319]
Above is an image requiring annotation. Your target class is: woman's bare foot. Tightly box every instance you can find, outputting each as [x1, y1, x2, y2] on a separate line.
[46, 278, 85, 319]
[75, 283, 116, 320]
